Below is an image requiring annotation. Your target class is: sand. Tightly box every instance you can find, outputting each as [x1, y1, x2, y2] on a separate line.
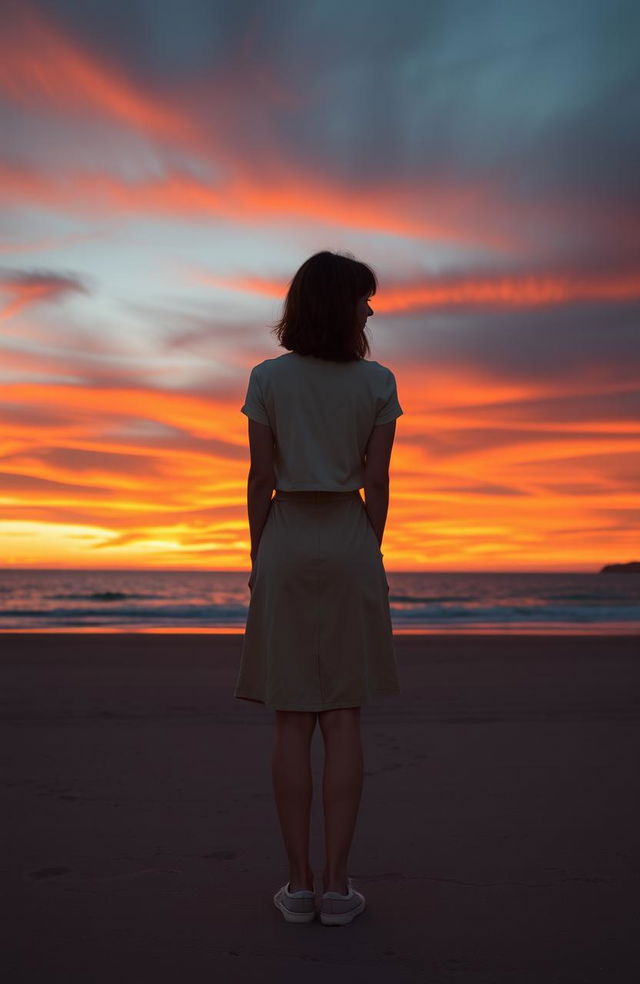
[1, 632, 639, 983]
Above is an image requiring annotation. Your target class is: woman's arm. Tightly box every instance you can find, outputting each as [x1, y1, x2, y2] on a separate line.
[363, 419, 397, 546]
[246, 418, 276, 561]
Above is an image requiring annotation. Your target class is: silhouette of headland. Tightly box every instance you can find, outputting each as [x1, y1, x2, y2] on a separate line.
[599, 561, 640, 573]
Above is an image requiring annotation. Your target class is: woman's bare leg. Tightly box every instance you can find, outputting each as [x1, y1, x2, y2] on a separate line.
[272, 710, 318, 892]
[318, 707, 363, 894]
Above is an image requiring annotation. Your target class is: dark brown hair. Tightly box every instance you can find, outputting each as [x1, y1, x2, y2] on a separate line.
[270, 250, 377, 361]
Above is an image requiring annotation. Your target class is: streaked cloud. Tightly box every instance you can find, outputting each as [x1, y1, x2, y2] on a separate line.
[0, 268, 86, 319]
[0, 3, 195, 142]
[1, 0, 638, 570]
[192, 266, 640, 312]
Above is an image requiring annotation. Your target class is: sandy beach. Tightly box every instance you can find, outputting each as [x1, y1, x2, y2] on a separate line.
[1, 631, 639, 982]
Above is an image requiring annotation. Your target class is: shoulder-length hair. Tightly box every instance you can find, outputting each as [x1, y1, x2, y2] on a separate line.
[270, 250, 377, 362]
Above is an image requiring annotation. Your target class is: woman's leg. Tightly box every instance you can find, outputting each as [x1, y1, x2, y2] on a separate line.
[318, 707, 363, 894]
[272, 709, 318, 892]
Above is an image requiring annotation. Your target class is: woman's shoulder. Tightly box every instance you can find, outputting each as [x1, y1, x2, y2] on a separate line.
[362, 357, 390, 371]
[252, 352, 295, 373]
[361, 358, 397, 381]
[252, 353, 395, 381]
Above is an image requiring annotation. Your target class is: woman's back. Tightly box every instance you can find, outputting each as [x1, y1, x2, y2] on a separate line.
[241, 352, 403, 491]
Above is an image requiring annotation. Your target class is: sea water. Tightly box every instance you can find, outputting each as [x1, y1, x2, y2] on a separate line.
[0, 569, 638, 633]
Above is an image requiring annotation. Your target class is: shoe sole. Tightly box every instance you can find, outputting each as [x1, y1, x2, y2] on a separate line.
[319, 896, 366, 926]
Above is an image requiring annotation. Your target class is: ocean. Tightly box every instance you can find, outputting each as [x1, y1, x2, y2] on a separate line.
[0, 569, 638, 633]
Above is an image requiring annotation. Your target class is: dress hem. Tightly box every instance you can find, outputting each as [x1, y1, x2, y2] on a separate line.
[234, 691, 401, 711]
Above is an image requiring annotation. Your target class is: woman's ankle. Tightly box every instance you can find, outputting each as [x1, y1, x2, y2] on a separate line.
[288, 868, 314, 892]
[322, 873, 349, 894]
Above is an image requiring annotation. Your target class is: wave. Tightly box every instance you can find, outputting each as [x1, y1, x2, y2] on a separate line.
[43, 591, 167, 601]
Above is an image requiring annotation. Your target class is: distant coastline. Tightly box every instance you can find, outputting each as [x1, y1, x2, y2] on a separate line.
[599, 561, 640, 573]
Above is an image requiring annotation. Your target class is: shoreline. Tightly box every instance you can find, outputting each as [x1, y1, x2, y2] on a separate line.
[0, 625, 638, 635]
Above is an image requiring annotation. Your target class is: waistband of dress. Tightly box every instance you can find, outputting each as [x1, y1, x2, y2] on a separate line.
[274, 488, 361, 501]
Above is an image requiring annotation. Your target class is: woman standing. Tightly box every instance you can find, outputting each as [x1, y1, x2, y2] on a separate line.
[234, 250, 403, 926]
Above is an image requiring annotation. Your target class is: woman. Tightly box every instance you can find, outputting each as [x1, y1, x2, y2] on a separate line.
[234, 250, 403, 926]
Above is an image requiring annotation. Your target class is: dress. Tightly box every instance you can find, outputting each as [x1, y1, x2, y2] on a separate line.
[233, 352, 403, 711]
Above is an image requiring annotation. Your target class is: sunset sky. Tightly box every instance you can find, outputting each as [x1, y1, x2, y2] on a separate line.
[1, 0, 639, 572]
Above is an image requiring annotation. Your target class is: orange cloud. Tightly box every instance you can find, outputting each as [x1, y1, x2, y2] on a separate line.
[2, 381, 232, 440]
[0, 159, 519, 247]
[1, 3, 634, 270]
[375, 269, 640, 311]
[0, 232, 105, 254]
[191, 267, 640, 312]
[192, 272, 289, 299]
[0, 5, 194, 143]
[1, 367, 638, 571]
[0, 9, 522, 248]
[0, 9, 508, 247]
[223, 172, 513, 246]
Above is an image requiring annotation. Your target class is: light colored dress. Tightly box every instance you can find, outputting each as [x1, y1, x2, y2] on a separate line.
[234, 352, 403, 711]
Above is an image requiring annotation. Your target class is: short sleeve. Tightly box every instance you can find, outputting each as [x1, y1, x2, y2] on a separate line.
[240, 366, 270, 425]
[374, 369, 403, 426]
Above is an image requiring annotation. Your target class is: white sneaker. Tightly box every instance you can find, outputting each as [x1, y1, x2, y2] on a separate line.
[320, 877, 366, 926]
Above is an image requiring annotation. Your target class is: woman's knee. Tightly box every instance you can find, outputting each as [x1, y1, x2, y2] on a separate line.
[318, 706, 361, 737]
[274, 709, 318, 737]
